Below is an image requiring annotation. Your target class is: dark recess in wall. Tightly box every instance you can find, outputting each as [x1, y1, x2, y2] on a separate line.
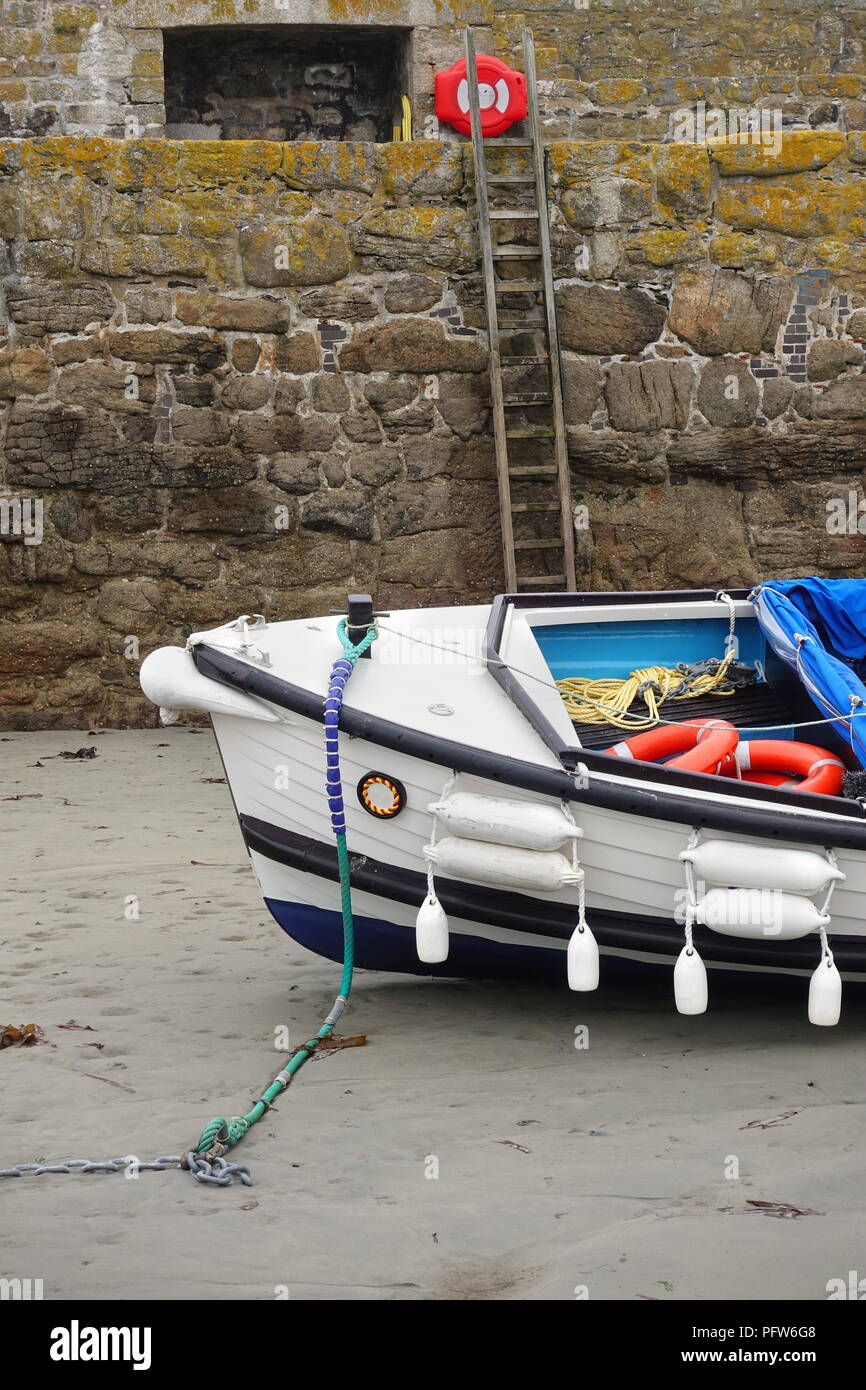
[163, 24, 411, 141]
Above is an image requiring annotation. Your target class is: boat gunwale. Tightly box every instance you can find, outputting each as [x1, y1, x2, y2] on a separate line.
[191, 635, 866, 851]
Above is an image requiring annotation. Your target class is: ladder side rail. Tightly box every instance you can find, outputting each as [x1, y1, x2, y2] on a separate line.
[464, 26, 518, 592]
[522, 26, 577, 591]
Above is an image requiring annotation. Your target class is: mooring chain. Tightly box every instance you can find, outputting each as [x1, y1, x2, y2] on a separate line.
[0, 1153, 252, 1187]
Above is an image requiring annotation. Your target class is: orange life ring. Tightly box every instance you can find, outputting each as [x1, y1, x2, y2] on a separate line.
[728, 740, 845, 796]
[606, 717, 739, 775]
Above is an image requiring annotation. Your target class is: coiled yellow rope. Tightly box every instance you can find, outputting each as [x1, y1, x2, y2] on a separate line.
[557, 651, 737, 730]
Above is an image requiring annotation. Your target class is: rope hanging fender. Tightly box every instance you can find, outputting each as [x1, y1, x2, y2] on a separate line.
[190, 617, 378, 1171]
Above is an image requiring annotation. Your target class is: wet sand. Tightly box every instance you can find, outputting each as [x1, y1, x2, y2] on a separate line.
[2, 727, 865, 1301]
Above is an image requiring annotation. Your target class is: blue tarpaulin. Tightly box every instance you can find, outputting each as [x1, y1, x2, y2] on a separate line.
[753, 578, 866, 766]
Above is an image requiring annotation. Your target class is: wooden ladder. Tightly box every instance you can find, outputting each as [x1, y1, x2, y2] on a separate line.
[464, 24, 576, 594]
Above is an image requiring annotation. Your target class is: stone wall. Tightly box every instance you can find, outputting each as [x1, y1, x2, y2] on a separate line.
[0, 131, 864, 728]
[1, 1, 865, 141]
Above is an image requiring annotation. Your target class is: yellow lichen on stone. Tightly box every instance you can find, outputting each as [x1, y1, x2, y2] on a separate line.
[839, 183, 866, 238]
[802, 75, 862, 99]
[1, 30, 43, 59]
[592, 78, 644, 105]
[360, 205, 470, 241]
[709, 130, 846, 177]
[710, 231, 779, 268]
[131, 51, 162, 78]
[0, 183, 20, 238]
[283, 141, 378, 192]
[548, 140, 655, 188]
[847, 132, 866, 166]
[715, 180, 847, 238]
[325, 0, 409, 18]
[655, 143, 712, 213]
[23, 176, 93, 240]
[813, 239, 866, 274]
[626, 228, 702, 265]
[51, 4, 98, 30]
[378, 142, 462, 196]
[81, 233, 237, 282]
[177, 140, 283, 187]
[19, 135, 117, 179]
[110, 140, 180, 193]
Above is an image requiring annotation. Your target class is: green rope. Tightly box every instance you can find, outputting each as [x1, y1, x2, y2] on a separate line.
[192, 617, 377, 1166]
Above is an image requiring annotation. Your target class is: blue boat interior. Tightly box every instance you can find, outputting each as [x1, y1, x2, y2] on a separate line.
[532, 605, 855, 764]
[535, 615, 768, 683]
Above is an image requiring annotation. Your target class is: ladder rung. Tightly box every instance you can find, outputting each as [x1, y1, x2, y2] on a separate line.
[518, 574, 567, 586]
[514, 539, 564, 550]
[483, 138, 532, 146]
[503, 392, 552, 405]
[501, 354, 548, 365]
[495, 280, 542, 292]
[511, 502, 560, 512]
[509, 464, 557, 475]
[506, 429, 556, 439]
[497, 314, 546, 325]
[489, 210, 539, 220]
[486, 175, 536, 184]
[492, 246, 540, 257]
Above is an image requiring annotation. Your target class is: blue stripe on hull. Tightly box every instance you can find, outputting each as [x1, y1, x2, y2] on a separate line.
[263, 898, 866, 997]
[265, 897, 569, 979]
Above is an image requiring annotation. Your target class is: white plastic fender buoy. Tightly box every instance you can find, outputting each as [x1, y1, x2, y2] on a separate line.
[808, 956, 842, 1026]
[425, 836, 582, 892]
[567, 922, 599, 991]
[674, 946, 708, 1015]
[428, 792, 583, 852]
[415, 893, 449, 964]
[695, 887, 829, 941]
[680, 839, 844, 895]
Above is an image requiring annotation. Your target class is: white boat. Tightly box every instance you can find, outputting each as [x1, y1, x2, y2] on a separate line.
[139, 583, 866, 1025]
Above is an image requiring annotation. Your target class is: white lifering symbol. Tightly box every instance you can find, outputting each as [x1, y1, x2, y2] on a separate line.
[456, 77, 511, 115]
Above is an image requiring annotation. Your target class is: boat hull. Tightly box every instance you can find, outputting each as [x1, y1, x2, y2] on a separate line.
[139, 599, 866, 996]
[246, 825, 866, 985]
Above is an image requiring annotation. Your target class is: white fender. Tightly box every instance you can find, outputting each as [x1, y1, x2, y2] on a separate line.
[139, 646, 281, 722]
[415, 894, 449, 964]
[695, 887, 829, 940]
[808, 957, 842, 1026]
[425, 837, 583, 892]
[680, 839, 844, 895]
[567, 923, 599, 991]
[428, 792, 582, 851]
[674, 947, 708, 1015]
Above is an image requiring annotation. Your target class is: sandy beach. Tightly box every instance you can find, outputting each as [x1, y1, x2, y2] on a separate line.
[2, 726, 866, 1302]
